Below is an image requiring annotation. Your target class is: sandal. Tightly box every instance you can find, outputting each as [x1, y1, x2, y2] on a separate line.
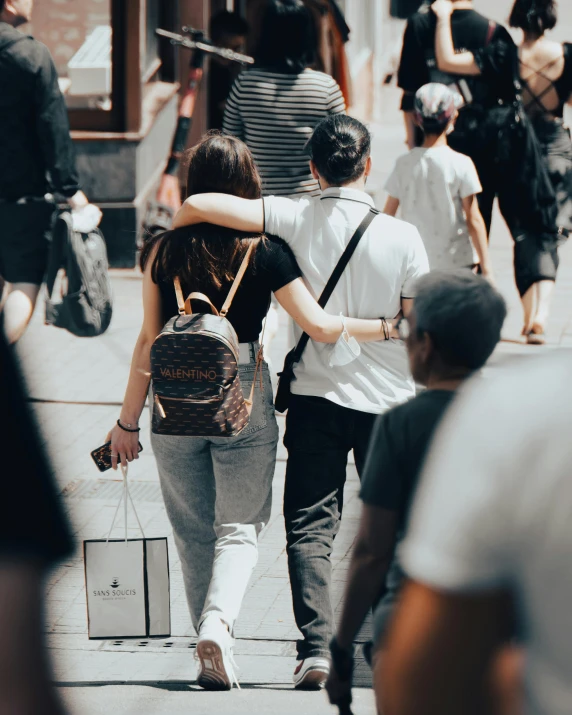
[526, 324, 546, 345]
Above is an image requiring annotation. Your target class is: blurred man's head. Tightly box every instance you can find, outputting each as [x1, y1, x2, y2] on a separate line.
[209, 10, 249, 58]
[406, 271, 507, 385]
[0, 0, 33, 26]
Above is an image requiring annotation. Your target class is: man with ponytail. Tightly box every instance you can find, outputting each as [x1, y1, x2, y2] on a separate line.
[172, 114, 429, 688]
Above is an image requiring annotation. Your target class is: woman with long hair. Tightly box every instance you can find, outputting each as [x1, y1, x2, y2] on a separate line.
[223, 0, 346, 197]
[433, 0, 572, 344]
[106, 132, 394, 691]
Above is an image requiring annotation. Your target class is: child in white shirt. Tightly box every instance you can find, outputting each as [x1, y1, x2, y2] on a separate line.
[384, 83, 492, 278]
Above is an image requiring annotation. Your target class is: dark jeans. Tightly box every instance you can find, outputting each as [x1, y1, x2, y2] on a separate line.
[283, 395, 378, 660]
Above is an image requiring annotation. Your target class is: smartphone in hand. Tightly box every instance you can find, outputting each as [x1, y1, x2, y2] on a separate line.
[90, 441, 143, 472]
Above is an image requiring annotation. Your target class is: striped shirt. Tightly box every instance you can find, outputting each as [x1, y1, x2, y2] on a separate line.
[223, 67, 346, 196]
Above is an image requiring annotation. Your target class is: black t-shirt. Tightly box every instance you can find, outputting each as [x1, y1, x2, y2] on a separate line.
[475, 39, 572, 116]
[397, 7, 512, 112]
[208, 61, 239, 130]
[156, 227, 302, 343]
[0, 330, 73, 563]
[360, 389, 456, 530]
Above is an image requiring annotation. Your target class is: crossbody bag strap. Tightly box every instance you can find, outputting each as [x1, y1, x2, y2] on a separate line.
[220, 240, 256, 317]
[290, 207, 380, 365]
[173, 240, 256, 317]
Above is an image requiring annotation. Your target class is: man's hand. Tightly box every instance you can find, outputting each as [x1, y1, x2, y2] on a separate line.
[68, 191, 103, 229]
[432, 0, 454, 19]
[326, 639, 354, 710]
[68, 190, 89, 211]
[326, 663, 353, 709]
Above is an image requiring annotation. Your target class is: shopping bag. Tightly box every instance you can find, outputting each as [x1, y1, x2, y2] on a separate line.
[84, 465, 171, 639]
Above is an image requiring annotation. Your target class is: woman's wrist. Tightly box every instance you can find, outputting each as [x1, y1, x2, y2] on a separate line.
[379, 318, 390, 340]
[117, 419, 140, 433]
[119, 412, 140, 429]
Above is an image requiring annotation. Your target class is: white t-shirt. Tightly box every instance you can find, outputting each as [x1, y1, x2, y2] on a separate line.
[385, 145, 482, 270]
[264, 187, 429, 414]
[401, 353, 572, 715]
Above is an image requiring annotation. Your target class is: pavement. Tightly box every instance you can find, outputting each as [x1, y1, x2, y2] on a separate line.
[15, 10, 572, 712]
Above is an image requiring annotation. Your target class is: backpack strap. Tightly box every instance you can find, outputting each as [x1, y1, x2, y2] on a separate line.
[173, 276, 187, 315]
[45, 211, 70, 300]
[173, 280, 220, 316]
[185, 292, 220, 316]
[220, 241, 256, 317]
[244, 298, 270, 412]
[173, 240, 256, 317]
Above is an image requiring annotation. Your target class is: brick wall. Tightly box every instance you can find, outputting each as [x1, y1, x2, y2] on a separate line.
[29, 0, 110, 78]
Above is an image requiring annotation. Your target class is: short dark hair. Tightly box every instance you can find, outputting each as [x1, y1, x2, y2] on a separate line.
[413, 271, 507, 371]
[307, 115, 371, 186]
[509, 0, 557, 35]
[209, 11, 249, 43]
[255, 0, 316, 73]
[0, 0, 5, 11]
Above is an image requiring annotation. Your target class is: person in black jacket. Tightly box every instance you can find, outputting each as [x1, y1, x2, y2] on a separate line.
[0, 0, 97, 343]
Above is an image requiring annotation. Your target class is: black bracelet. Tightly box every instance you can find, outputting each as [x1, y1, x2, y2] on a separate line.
[380, 318, 389, 340]
[117, 419, 140, 433]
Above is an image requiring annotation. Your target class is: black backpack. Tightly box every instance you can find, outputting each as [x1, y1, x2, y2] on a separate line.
[45, 211, 113, 337]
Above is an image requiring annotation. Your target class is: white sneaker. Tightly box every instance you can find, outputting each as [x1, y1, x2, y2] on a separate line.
[196, 615, 240, 691]
[293, 657, 330, 690]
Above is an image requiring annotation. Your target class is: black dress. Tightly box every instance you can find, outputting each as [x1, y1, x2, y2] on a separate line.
[474, 38, 572, 295]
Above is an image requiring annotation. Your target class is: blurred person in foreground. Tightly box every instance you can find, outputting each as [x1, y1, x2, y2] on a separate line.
[326, 271, 506, 710]
[0, 326, 73, 713]
[0, 0, 99, 343]
[380, 349, 572, 715]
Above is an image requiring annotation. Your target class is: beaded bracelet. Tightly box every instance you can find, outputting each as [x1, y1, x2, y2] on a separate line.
[117, 419, 141, 433]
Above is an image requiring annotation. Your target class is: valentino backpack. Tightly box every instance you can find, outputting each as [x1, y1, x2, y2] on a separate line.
[150, 242, 264, 437]
[45, 211, 113, 337]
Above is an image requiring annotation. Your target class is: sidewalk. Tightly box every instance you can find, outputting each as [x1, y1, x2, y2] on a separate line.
[16, 85, 572, 715]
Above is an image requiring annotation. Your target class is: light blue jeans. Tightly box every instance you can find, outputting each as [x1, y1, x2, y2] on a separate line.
[151, 359, 278, 634]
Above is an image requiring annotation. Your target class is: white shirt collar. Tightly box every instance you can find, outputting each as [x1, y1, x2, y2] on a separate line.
[319, 186, 375, 207]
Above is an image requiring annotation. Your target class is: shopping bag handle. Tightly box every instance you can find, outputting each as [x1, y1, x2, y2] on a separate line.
[106, 464, 146, 543]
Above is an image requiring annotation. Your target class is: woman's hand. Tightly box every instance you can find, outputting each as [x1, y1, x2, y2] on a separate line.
[106, 423, 140, 471]
[480, 266, 496, 287]
[432, 0, 454, 19]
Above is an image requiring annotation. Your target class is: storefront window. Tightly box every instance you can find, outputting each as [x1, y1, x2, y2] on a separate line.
[30, 0, 112, 112]
[26, 0, 178, 133]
